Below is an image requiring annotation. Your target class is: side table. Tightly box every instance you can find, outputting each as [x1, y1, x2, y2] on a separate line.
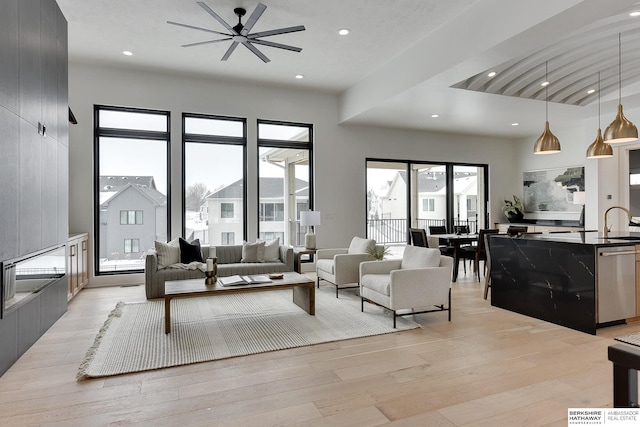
[293, 247, 317, 273]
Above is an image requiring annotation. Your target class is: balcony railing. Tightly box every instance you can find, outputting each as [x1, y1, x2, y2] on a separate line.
[367, 218, 478, 245]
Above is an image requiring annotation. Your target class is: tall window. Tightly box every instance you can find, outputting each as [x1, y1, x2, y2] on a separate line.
[94, 105, 170, 274]
[183, 114, 246, 245]
[258, 120, 313, 246]
[366, 159, 488, 245]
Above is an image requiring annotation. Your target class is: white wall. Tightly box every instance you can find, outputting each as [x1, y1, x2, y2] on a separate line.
[511, 115, 640, 232]
[69, 62, 516, 286]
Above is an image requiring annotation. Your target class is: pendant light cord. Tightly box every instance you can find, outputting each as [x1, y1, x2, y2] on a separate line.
[545, 61, 549, 121]
[598, 71, 601, 128]
[618, 33, 622, 105]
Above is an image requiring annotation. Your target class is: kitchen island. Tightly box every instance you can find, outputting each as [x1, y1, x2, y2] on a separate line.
[490, 231, 639, 334]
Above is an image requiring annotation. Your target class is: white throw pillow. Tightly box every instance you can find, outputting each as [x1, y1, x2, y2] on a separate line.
[241, 241, 266, 263]
[347, 237, 376, 254]
[262, 238, 280, 262]
[401, 246, 440, 269]
[155, 238, 180, 269]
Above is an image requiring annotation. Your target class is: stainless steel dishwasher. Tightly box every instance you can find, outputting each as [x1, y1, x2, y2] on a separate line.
[597, 246, 637, 324]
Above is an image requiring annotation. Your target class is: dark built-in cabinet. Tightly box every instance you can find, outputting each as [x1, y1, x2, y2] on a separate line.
[0, 0, 68, 377]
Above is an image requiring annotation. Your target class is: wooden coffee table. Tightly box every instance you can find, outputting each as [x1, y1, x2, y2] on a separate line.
[163, 271, 315, 333]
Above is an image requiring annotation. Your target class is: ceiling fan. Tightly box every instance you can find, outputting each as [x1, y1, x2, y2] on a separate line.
[168, 2, 305, 63]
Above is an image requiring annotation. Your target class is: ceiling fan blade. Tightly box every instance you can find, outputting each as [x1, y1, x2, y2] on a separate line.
[242, 41, 270, 63]
[167, 21, 231, 37]
[249, 25, 305, 38]
[197, 1, 236, 33]
[221, 41, 239, 61]
[241, 3, 267, 36]
[249, 39, 302, 52]
[182, 38, 232, 48]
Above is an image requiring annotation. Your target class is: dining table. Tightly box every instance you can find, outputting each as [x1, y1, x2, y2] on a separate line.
[438, 233, 478, 282]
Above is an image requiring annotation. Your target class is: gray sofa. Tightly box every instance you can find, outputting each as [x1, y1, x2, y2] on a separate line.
[145, 244, 294, 299]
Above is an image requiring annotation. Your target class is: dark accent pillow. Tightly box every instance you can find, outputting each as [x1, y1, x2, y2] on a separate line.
[179, 238, 204, 263]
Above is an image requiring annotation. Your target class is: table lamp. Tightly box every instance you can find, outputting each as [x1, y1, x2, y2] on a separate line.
[300, 210, 321, 249]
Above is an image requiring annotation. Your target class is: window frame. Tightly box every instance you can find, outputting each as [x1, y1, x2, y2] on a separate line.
[182, 113, 247, 243]
[93, 104, 171, 276]
[257, 119, 314, 246]
[366, 158, 489, 244]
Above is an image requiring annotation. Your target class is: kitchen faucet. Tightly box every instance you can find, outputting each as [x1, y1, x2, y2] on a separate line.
[603, 205, 632, 238]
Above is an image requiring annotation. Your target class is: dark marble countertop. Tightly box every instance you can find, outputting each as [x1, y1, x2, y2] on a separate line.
[493, 231, 640, 246]
[496, 219, 583, 227]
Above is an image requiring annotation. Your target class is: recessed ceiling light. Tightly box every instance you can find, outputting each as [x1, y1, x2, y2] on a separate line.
[541, 81, 550, 87]
[587, 89, 596, 94]
[488, 71, 497, 77]
[295, 74, 304, 79]
[431, 114, 439, 118]
[511, 123, 519, 126]
[338, 28, 350, 36]
[630, 11, 640, 17]
[122, 50, 133, 56]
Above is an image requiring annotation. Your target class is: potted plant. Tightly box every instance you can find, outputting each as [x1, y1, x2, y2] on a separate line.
[367, 245, 391, 260]
[503, 195, 524, 222]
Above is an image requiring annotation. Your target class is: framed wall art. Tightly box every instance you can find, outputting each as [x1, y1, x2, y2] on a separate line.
[523, 166, 585, 213]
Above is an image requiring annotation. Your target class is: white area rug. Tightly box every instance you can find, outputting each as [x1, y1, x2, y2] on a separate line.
[615, 333, 640, 347]
[77, 287, 419, 380]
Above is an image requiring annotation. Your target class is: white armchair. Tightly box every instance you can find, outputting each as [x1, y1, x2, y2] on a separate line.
[359, 246, 453, 328]
[316, 236, 377, 298]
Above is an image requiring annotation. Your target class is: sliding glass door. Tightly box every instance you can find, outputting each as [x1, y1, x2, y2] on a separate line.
[452, 165, 485, 234]
[366, 161, 407, 245]
[366, 159, 488, 244]
[411, 164, 447, 231]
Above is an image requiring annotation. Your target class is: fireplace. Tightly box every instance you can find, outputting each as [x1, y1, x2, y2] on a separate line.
[1, 244, 66, 318]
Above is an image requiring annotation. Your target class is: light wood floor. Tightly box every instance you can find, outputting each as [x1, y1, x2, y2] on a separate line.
[0, 269, 638, 426]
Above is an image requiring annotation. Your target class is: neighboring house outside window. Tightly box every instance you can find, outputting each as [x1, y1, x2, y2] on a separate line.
[99, 175, 167, 265]
[258, 231, 284, 242]
[259, 202, 284, 221]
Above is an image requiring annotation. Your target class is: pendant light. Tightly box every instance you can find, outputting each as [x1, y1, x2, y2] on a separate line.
[603, 33, 638, 143]
[587, 72, 613, 158]
[534, 61, 561, 154]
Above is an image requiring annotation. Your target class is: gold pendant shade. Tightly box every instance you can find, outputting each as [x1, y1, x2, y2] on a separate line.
[586, 72, 613, 159]
[603, 104, 638, 143]
[603, 33, 638, 144]
[586, 128, 613, 158]
[534, 121, 561, 154]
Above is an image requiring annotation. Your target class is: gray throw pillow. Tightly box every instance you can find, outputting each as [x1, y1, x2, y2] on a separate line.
[241, 241, 265, 263]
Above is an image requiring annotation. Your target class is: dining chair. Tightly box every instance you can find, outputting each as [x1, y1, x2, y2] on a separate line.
[429, 225, 447, 235]
[484, 233, 493, 299]
[409, 228, 428, 247]
[454, 225, 470, 235]
[427, 226, 455, 257]
[474, 229, 499, 281]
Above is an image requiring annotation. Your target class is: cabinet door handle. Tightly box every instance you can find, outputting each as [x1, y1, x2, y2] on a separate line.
[600, 250, 639, 256]
[81, 240, 87, 251]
